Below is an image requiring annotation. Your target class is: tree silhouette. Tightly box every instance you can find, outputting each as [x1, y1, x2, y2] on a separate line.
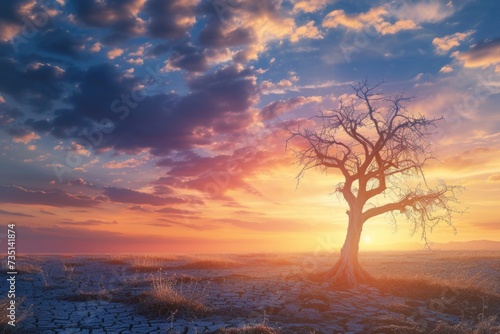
[287, 80, 464, 287]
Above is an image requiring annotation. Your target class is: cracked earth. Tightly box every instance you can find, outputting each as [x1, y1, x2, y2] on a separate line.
[4, 252, 499, 333]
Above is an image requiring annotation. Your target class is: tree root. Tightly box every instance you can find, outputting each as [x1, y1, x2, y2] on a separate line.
[323, 259, 375, 288]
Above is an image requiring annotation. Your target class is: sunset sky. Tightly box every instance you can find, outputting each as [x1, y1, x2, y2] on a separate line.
[0, 0, 499, 253]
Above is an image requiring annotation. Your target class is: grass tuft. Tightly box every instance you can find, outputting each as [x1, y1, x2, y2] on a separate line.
[373, 275, 500, 318]
[0, 298, 30, 334]
[133, 275, 210, 318]
[15, 263, 43, 274]
[176, 256, 240, 270]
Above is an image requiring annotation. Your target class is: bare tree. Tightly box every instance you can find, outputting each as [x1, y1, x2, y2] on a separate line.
[287, 80, 464, 287]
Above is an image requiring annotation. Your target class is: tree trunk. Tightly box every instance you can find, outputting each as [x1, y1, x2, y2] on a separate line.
[325, 210, 374, 288]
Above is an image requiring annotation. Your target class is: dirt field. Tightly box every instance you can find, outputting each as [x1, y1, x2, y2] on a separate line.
[2, 251, 499, 333]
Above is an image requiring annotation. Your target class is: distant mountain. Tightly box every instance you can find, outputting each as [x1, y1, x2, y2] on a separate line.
[432, 240, 500, 251]
[362, 240, 500, 252]
[364, 242, 424, 251]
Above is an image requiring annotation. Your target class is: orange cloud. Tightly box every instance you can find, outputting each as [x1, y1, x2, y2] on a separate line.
[260, 96, 322, 121]
[322, 7, 418, 35]
[291, 21, 323, 43]
[433, 31, 474, 55]
[441, 147, 497, 171]
[292, 0, 329, 13]
[470, 221, 500, 231]
[455, 39, 500, 68]
[103, 158, 146, 169]
[12, 131, 40, 144]
[488, 174, 500, 182]
[439, 65, 453, 73]
[107, 48, 124, 59]
[391, 1, 456, 23]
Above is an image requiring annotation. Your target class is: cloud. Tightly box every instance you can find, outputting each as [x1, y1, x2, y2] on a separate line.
[488, 174, 500, 182]
[16, 225, 197, 253]
[36, 28, 87, 59]
[73, 0, 145, 39]
[433, 31, 473, 55]
[8, 128, 40, 144]
[39, 208, 56, 215]
[58, 219, 118, 226]
[127, 205, 150, 212]
[442, 147, 497, 171]
[155, 144, 288, 199]
[89, 42, 101, 52]
[260, 95, 322, 121]
[0, 185, 103, 207]
[162, 43, 232, 73]
[53, 63, 139, 126]
[155, 207, 199, 215]
[0, 209, 34, 217]
[291, 21, 323, 43]
[199, 0, 322, 62]
[439, 65, 453, 73]
[322, 7, 418, 35]
[391, 1, 456, 23]
[34, 63, 259, 156]
[470, 221, 500, 231]
[96, 64, 257, 155]
[146, 219, 219, 231]
[66, 178, 93, 187]
[145, 0, 196, 39]
[454, 38, 500, 69]
[103, 158, 145, 169]
[292, 0, 329, 13]
[102, 186, 185, 206]
[0, 102, 23, 126]
[0, 0, 37, 42]
[107, 48, 124, 59]
[0, 57, 71, 112]
[217, 218, 336, 232]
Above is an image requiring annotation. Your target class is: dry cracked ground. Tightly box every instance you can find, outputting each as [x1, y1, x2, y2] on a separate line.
[1, 251, 500, 334]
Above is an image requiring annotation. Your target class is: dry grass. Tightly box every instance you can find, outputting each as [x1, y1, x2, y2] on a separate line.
[63, 262, 84, 268]
[133, 275, 210, 318]
[209, 325, 280, 334]
[176, 256, 241, 270]
[128, 257, 167, 273]
[429, 316, 500, 334]
[366, 314, 500, 334]
[103, 257, 128, 265]
[0, 298, 14, 334]
[373, 275, 500, 318]
[170, 273, 202, 283]
[126, 254, 182, 272]
[0, 298, 30, 334]
[434, 251, 500, 262]
[15, 263, 43, 274]
[246, 256, 294, 267]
